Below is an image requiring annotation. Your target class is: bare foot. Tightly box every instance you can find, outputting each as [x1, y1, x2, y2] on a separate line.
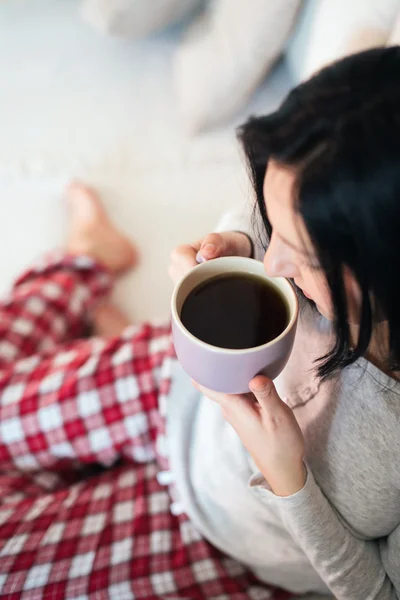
[93, 303, 132, 338]
[66, 182, 137, 274]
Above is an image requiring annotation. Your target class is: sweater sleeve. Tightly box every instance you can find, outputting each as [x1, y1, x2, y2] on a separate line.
[214, 202, 265, 262]
[256, 467, 400, 599]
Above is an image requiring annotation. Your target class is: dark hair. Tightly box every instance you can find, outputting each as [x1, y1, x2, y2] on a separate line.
[238, 47, 400, 378]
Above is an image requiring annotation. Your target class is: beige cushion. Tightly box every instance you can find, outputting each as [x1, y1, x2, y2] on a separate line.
[286, 0, 400, 83]
[81, 0, 201, 38]
[173, 0, 302, 133]
[388, 10, 400, 44]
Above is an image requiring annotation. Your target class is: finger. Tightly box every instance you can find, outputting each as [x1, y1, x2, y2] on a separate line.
[192, 380, 234, 408]
[192, 380, 255, 414]
[249, 375, 282, 413]
[170, 244, 199, 271]
[198, 233, 227, 261]
[168, 265, 186, 285]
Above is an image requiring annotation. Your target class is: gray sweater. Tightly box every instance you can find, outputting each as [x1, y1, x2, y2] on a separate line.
[163, 208, 400, 599]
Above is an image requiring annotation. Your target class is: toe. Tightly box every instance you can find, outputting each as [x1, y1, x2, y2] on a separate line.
[66, 181, 105, 221]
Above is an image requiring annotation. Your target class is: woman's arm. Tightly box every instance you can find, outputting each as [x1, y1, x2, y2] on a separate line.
[214, 202, 265, 262]
[268, 468, 400, 599]
[196, 374, 400, 600]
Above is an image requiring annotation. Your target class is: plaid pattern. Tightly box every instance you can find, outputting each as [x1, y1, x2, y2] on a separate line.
[0, 254, 293, 599]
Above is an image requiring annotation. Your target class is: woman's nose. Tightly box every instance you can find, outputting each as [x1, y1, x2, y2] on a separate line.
[263, 235, 299, 278]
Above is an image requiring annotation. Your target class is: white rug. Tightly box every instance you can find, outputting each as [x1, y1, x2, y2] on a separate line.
[0, 0, 292, 321]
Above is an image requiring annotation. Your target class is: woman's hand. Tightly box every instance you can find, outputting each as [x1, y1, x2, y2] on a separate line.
[168, 231, 252, 285]
[193, 376, 306, 497]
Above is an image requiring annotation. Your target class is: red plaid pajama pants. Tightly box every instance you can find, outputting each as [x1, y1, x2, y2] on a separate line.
[0, 253, 293, 600]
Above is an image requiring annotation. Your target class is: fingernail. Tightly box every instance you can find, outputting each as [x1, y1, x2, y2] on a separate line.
[202, 243, 216, 256]
[196, 251, 206, 263]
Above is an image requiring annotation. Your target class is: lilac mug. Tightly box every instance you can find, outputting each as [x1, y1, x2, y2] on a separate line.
[171, 256, 298, 394]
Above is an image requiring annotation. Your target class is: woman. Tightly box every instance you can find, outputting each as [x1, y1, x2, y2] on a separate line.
[0, 47, 399, 599]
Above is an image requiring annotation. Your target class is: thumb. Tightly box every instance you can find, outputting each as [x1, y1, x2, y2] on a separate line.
[198, 233, 227, 262]
[249, 376, 282, 413]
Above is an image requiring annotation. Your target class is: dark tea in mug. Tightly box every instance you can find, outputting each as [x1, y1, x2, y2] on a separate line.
[180, 272, 289, 350]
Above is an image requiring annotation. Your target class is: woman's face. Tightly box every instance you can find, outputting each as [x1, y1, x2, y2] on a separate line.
[263, 160, 357, 321]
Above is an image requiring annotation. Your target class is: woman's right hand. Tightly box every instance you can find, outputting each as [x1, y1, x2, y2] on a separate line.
[168, 231, 253, 285]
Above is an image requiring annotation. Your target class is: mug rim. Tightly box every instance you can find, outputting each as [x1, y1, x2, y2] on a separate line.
[171, 256, 299, 355]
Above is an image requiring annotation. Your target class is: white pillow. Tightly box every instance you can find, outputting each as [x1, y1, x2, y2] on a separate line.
[173, 0, 302, 133]
[81, 0, 201, 38]
[286, 0, 400, 83]
[388, 10, 400, 44]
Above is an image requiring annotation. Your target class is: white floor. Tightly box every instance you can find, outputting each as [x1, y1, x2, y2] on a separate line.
[0, 0, 292, 322]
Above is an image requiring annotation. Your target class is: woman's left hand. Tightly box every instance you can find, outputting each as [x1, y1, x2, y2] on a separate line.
[193, 376, 307, 497]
